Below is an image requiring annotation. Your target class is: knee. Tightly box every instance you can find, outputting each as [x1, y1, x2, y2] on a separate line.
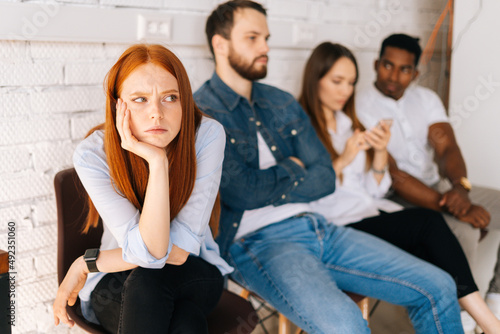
[427, 268, 457, 301]
[420, 209, 479, 241]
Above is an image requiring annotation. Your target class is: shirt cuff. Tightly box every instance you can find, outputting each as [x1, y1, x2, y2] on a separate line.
[170, 221, 203, 256]
[278, 157, 307, 182]
[122, 224, 170, 268]
[366, 169, 392, 198]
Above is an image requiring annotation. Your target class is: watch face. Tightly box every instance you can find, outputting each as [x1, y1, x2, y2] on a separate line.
[85, 248, 99, 261]
[461, 177, 472, 190]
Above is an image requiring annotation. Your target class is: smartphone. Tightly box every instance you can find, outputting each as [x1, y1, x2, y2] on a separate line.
[377, 119, 393, 129]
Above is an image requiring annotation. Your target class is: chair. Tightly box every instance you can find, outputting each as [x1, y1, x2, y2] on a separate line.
[55, 168, 257, 334]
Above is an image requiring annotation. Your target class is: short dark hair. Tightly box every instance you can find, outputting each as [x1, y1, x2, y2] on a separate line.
[205, 0, 267, 56]
[379, 33, 422, 66]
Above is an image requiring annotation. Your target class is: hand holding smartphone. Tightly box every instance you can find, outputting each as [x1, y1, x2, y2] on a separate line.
[377, 119, 393, 130]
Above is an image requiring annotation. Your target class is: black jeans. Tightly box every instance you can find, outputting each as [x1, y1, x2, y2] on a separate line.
[90, 255, 224, 334]
[348, 207, 478, 298]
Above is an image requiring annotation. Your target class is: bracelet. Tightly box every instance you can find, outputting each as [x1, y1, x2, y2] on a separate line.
[371, 165, 388, 174]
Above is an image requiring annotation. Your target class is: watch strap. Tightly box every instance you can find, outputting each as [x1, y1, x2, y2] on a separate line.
[86, 260, 99, 273]
[84, 248, 100, 273]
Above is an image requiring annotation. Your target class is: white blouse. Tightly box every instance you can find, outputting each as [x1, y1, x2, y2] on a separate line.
[310, 110, 402, 226]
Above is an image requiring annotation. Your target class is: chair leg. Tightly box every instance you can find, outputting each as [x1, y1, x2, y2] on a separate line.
[358, 297, 370, 322]
[279, 314, 306, 334]
[240, 288, 251, 300]
[279, 313, 291, 334]
[279, 297, 370, 334]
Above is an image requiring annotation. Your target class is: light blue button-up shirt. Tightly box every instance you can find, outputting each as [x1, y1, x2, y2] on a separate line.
[73, 116, 232, 324]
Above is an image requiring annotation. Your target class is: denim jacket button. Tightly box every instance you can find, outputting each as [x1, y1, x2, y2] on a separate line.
[281, 194, 286, 199]
[256, 121, 261, 126]
[271, 145, 277, 151]
[249, 117, 255, 121]
[294, 181, 299, 186]
[291, 129, 297, 135]
[232, 222, 238, 228]
[230, 138, 236, 144]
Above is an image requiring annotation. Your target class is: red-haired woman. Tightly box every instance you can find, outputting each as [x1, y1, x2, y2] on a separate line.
[299, 41, 500, 334]
[53, 44, 232, 333]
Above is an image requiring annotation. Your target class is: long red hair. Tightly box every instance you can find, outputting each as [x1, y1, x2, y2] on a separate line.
[83, 44, 220, 235]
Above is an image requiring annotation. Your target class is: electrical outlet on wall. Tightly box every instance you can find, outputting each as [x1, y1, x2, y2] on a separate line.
[292, 23, 316, 46]
[137, 14, 172, 41]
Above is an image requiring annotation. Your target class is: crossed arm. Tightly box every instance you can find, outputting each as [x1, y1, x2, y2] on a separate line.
[219, 109, 336, 211]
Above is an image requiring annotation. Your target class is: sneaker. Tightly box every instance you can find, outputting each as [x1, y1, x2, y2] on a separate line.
[461, 310, 477, 334]
[486, 292, 500, 319]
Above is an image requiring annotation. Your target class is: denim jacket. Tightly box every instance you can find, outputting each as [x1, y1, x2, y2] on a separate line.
[194, 73, 336, 258]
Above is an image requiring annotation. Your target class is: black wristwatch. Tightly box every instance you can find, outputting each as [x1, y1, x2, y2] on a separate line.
[83, 248, 100, 273]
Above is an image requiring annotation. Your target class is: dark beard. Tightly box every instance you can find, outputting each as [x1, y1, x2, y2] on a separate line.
[228, 48, 268, 81]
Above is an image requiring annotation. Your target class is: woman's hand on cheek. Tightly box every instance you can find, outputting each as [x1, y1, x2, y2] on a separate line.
[116, 98, 167, 164]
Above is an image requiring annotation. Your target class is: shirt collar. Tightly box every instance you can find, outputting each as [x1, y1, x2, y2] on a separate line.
[250, 84, 271, 109]
[208, 72, 270, 111]
[208, 72, 243, 112]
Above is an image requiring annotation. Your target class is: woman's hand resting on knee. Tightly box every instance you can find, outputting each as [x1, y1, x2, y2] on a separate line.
[53, 256, 89, 327]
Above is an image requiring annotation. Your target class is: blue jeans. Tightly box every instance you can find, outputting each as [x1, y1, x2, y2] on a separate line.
[228, 213, 462, 334]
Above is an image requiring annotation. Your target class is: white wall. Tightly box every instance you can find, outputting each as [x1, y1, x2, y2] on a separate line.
[450, 0, 500, 190]
[0, 1, 448, 333]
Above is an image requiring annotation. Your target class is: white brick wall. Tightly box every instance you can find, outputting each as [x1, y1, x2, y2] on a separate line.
[0, 0, 448, 333]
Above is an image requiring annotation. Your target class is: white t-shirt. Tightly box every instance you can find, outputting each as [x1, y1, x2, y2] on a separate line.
[236, 131, 310, 240]
[310, 111, 402, 226]
[356, 84, 449, 186]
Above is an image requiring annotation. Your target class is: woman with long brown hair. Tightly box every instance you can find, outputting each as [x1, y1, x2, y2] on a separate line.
[53, 44, 232, 333]
[299, 41, 500, 333]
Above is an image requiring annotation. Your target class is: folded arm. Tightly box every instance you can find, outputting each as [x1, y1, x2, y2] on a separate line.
[429, 122, 471, 216]
[388, 155, 442, 211]
[220, 106, 335, 211]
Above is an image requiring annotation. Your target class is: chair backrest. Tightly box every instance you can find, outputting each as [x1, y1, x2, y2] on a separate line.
[55, 168, 106, 334]
[55, 168, 257, 334]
